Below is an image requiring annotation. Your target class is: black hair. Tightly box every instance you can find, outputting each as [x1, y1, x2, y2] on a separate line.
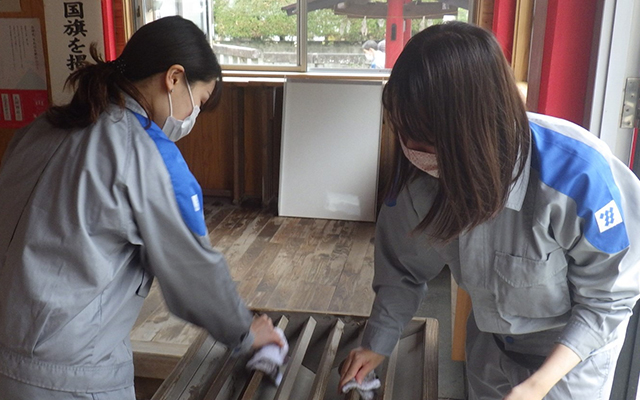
[383, 21, 530, 243]
[362, 40, 378, 50]
[46, 16, 222, 129]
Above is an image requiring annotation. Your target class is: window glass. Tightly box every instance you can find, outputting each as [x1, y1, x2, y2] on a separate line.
[137, 0, 470, 71]
[213, 0, 297, 67]
[306, 1, 469, 70]
[140, 0, 210, 38]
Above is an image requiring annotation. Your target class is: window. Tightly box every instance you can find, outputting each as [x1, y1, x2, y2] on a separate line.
[135, 0, 471, 72]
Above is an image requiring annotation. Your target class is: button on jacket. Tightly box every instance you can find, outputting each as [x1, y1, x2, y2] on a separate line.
[363, 113, 640, 360]
[0, 97, 253, 392]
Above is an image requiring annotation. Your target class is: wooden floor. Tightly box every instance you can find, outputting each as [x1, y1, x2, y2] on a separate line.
[131, 198, 377, 381]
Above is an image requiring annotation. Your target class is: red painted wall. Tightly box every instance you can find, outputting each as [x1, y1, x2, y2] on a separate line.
[492, 0, 517, 63]
[537, 0, 598, 126]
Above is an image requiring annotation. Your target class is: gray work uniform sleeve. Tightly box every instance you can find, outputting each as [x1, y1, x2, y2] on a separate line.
[544, 165, 640, 360]
[123, 112, 253, 352]
[362, 178, 446, 356]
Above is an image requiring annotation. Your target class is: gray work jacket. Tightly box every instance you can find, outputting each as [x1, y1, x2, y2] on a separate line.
[363, 113, 640, 360]
[0, 97, 253, 392]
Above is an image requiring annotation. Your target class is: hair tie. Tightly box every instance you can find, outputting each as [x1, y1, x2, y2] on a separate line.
[108, 58, 126, 75]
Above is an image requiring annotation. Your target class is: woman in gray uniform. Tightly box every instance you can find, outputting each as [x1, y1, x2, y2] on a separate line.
[339, 22, 640, 399]
[0, 16, 282, 399]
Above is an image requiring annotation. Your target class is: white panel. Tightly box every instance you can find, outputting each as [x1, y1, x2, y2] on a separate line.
[279, 79, 383, 222]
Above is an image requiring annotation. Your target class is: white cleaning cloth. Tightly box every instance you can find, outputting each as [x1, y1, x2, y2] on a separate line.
[246, 327, 289, 385]
[341, 371, 381, 400]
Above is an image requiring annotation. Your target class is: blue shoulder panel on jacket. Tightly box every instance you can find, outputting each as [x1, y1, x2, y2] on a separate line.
[529, 122, 628, 253]
[131, 112, 207, 237]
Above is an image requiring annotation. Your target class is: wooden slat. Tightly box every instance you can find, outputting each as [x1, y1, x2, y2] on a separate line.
[307, 319, 345, 400]
[274, 317, 317, 400]
[423, 320, 439, 400]
[346, 390, 361, 400]
[152, 331, 214, 400]
[378, 343, 399, 400]
[452, 287, 472, 361]
[201, 351, 238, 400]
[233, 87, 245, 203]
[239, 316, 290, 400]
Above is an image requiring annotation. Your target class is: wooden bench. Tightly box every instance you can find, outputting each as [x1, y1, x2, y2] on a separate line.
[151, 310, 438, 400]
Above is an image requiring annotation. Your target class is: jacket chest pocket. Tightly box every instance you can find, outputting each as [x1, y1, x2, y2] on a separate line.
[493, 248, 571, 318]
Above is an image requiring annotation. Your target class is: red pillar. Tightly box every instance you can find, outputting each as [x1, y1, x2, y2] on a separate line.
[492, 0, 517, 63]
[101, 0, 117, 61]
[403, 0, 412, 45]
[385, 0, 404, 68]
[537, 0, 597, 126]
[404, 19, 412, 44]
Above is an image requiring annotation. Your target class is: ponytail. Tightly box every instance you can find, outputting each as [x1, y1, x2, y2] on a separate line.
[46, 44, 148, 129]
[46, 16, 221, 130]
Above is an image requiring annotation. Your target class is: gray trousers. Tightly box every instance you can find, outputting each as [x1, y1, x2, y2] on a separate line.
[465, 314, 627, 400]
[0, 373, 135, 400]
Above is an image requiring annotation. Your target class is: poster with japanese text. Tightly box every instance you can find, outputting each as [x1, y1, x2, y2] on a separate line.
[0, 19, 48, 129]
[44, 0, 104, 106]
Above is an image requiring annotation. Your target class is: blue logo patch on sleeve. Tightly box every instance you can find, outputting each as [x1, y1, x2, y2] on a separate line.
[530, 122, 629, 254]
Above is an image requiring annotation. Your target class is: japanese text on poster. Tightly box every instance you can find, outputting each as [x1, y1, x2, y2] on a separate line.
[44, 0, 104, 105]
[0, 18, 48, 129]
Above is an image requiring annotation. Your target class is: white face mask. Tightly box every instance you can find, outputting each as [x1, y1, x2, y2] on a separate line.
[162, 77, 200, 142]
[399, 139, 439, 178]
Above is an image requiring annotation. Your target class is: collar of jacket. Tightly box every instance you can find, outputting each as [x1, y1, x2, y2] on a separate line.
[123, 93, 148, 118]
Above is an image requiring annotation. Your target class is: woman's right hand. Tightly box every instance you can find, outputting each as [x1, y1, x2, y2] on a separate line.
[249, 314, 284, 349]
[338, 347, 386, 389]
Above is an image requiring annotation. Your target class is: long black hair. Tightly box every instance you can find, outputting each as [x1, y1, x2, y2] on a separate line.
[46, 16, 222, 129]
[383, 22, 530, 243]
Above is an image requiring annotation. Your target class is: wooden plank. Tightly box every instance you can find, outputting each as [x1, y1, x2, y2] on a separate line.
[274, 317, 317, 400]
[451, 287, 472, 362]
[213, 209, 261, 254]
[378, 343, 399, 400]
[225, 211, 272, 267]
[525, 0, 548, 112]
[238, 316, 290, 400]
[130, 307, 180, 342]
[304, 284, 336, 312]
[151, 317, 195, 346]
[233, 87, 245, 203]
[328, 224, 376, 315]
[423, 320, 439, 400]
[313, 226, 353, 287]
[346, 390, 361, 400]
[475, 0, 495, 30]
[201, 351, 238, 400]
[151, 331, 213, 400]
[307, 319, 344, 400]
[231, 217, 283, 281]
[511, 0, 534, 82]
[204, 204, 236, 234]
[132, 340, 189, 380]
